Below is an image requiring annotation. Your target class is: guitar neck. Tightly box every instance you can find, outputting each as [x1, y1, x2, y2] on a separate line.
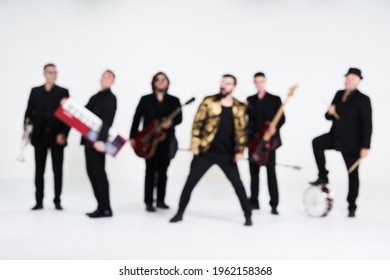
[167, 106, 183, 121]
[270, 96, 290, 128]
[262, 96, 290, 142]
[261, 84, 297, 142]
[155, 106, 182, 131]
[155, 97, 195, 131]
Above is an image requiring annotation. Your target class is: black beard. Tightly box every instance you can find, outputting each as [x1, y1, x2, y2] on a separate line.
[220, 91, 231, 97]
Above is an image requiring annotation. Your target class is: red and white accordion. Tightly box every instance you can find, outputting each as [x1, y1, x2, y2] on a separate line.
[54, 98, 127, 157]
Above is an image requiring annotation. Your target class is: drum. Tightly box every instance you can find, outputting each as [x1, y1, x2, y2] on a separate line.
[303, 185, 334, 217]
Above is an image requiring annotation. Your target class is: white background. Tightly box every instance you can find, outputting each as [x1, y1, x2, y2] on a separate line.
[1, 0, 389, 186]
[1, 1, 390, 267]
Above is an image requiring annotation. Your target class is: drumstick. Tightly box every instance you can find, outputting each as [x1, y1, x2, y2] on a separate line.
[321, 97, 340, 120]
[348, 159, 361, 174]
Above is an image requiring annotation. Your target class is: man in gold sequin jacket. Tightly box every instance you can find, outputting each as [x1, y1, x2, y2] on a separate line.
[190, 93, 247, 155]
[170, 74, 252, 226]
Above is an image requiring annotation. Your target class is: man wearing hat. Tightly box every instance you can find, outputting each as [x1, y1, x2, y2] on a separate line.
[310, 67, 372, 217]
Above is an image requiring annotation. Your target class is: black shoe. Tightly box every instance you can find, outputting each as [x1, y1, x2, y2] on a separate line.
[249, 199, 260, 210]
[55, 203, 63, 210]
[146, 204, 156, 212]
[271, 208, 279, 215]
[31, 204, 43, 211]
[156, 202, 170, 209]
[348, 210, 356, 218]
[244, 216, 252, 226]
[86, 209, 100, 217]
[309, 177, 329, 186]
[88, 209, 113, 218]
[170, 213, 183, 223]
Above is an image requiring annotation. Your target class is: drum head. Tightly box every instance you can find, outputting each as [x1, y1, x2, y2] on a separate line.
[304, 186, 333, 217]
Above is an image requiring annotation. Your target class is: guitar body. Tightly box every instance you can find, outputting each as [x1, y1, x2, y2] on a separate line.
[133, 97, 195, 159]
[248, 85, 298, 167]
[249, 122, 279, 167]
[134, 120, 166, 159]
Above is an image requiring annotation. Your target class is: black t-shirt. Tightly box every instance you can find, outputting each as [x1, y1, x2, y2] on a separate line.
[208, 106, 235, 155]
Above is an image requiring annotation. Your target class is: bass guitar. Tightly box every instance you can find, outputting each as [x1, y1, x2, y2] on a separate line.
[249, 85, 298, 166]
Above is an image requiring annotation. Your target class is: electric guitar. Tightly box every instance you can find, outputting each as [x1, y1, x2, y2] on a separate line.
[133, 97, 195, 159]
[249, 85, 298, 166]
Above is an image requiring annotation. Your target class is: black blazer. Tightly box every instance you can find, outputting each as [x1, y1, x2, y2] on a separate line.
[326, 89, 372, 153]
[130, 93, 182, 140]
[24, 85, 70, 146]
[246, 92, 285, 148]
[81, 88, 117, 145]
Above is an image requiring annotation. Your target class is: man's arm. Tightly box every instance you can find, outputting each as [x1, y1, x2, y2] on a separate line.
[360, 96, 372, 156]
[129, 97, 144, 140]
[190, 99, 208, 154]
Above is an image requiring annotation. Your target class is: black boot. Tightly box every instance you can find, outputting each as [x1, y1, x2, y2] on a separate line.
[31, 204, 43, 211]
[271, 208, 279, 215]
[156, 201, 170, 209]
[55, 203, 63, 210]
[309, 177, 329, 186]
[244, 216, 252, 226]
[146, 204, 156, 212]
[348, 209, 356, 218]
[86, 209, 99, 217]
[170, 212, 183, 223]
[88, 209, 113, 218]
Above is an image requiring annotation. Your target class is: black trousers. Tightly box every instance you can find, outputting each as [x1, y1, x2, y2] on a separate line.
[177, 153, 252, 217]
[144, 140, 171, 205]
[312, 133, 360, 211]
[34, 143, 64, 205]
[249, 151, 279, 209]
[85, 146, 111, 211]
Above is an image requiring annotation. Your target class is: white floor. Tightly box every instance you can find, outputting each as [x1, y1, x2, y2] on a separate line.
[0, 178, 389, 260]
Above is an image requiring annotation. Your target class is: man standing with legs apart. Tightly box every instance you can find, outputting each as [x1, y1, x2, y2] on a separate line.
[24, 63, 70, 211]
[170, 74, 252, 226]
[246, 72, 285, 215]
[83, 70, 117, 218]
[310, 68, 372, 218]
[130, 72, 182, 212]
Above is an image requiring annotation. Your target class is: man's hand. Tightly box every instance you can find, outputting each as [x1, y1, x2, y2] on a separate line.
[56, 133, 66, 145]
[93, 141, 106, 153]
[234, 153, 244, 162]
[22, 131, 28, 140]
[161, 119, 172, 129]
[360, 148, 369, 158]
[130, 139, 136, 149]
[267, 126, 276, 136]
[60, 97, 68, 106]
[328, 105, 337, 116]
[192, 148, 200, 156]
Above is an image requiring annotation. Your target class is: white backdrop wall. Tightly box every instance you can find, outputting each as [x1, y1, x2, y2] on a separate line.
[0, 0, 389, 186]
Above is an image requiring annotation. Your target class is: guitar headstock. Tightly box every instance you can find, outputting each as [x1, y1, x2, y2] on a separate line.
[288, 84, 298, 97]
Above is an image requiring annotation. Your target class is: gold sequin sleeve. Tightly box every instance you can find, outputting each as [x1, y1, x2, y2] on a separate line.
[234, 103, 247, 154]
[190, 98, 209, 151]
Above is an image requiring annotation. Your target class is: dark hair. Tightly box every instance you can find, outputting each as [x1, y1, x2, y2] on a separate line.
[222, 74, 237, 85]
[44, 63, 56, 70]
[254, 72, 266, 78]
[104, 69, 116, 78]
[151, 72, 170, 92]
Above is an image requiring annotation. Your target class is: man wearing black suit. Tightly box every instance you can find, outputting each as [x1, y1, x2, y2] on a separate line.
[82, 70, 117, 218]
[24, 63, 70, 210]
[130, 72, 182, 212]
[310, 68, 372, 218]
[246, 72, 285, 215]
